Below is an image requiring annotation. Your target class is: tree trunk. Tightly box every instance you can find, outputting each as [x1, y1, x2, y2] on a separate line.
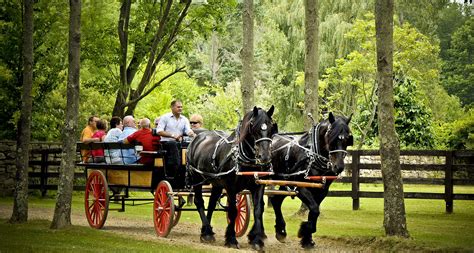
[375, 0, 409, 237]
[295, 0, 320, 215]
[113, 0, 131, 118]
[51, 0, 81, 229]
[304, 0, 320, 128]
[10, 0, 34, 224]
[210, 31, 219, 84]
[241, 0, 255, 113]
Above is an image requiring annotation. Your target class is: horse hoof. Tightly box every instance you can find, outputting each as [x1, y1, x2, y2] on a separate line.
[225, 242, 239, 249]
[251, 243, 265, 252]
[301, 239, 315, 249]
[275, 232, 286, 243]
[200, 234, 216, 243]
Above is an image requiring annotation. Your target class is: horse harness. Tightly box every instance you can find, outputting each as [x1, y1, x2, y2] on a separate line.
[187, 123, 273, 182]
[272, 123, 346, 179]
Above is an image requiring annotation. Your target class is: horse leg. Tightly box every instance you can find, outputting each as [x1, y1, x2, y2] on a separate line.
[247, 185, 266, 251]
[224, 189, 239, 248]
[194, 185, 215, 243]
[270, 191, 287, 242]
[297, 188, 319, 249]
[206, 185, 223, 224]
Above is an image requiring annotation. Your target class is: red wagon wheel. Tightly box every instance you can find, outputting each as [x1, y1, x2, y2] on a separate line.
[226, 193, 251, 237]
[172, 196, 183, 228]
[84, 170, 109, 229]
[153, 180, 175, 237]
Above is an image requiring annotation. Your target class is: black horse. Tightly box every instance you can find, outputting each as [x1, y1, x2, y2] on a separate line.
[186, 106, 276, 250]
[269, 112, 352, 248]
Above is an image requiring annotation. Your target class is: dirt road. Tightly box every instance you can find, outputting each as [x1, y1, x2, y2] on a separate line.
[0, 203, 365, 252]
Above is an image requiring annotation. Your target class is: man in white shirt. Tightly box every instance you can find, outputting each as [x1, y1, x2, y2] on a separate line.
[156, 100, 195, 179]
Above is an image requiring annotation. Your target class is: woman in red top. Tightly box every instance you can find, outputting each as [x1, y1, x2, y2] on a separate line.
[90, 119, 107, 162]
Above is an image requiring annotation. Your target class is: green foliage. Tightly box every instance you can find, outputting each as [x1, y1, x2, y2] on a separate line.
[437, 3, 470, 60]
[434, 108, 474, 149]
[394, 77, 435, 148]
[322, 14, 449, 148]
[135, 64, 241, 131]
[442, 17, 474, 107]
[0, 0, 24, 139]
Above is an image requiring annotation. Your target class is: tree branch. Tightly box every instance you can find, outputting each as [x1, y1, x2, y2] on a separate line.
[124, 66, 185, 107]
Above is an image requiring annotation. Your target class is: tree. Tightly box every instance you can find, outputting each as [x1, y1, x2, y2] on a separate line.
[241, 0, 255, 112]
[375, 0, 409, 237]
[303, 0, 319, 127]
[51, 0, 81, 229]
[442, 17, 474, 107]
[9, 0, 34, 224]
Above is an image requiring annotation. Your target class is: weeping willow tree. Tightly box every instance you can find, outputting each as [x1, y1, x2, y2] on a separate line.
[256, 0, 372, 131]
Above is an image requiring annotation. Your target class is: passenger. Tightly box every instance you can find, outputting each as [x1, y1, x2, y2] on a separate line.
[90, 119, 108, 163]
[118, 115, 138, 164]
[104, 116, 123, 164]
[157, 100, 195, 178]
[124, 118, 161, 190]
[80, 115, 99, 162]
[189, 114, 206, 133]
[123, 118, 160, 165]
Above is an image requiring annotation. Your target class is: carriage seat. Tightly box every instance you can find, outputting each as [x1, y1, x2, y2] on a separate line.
[76, 142, 166, 166]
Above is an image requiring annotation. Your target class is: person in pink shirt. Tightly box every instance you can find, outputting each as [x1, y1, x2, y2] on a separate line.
[90, 119, 107, 162]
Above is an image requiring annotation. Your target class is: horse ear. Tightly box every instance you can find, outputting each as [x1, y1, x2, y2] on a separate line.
[267, 105, 275, 118]
[253, 106, 259, 118]
[329, 112, 335, 124]
[346, 113, 352, 124]
[347, 135, 354, 146]
[272, 122, 278, 136]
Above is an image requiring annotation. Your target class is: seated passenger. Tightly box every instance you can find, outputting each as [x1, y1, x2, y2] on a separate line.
[157, 100, 195, 178]
[80, 115, 99, 162]
[104, 116, 123, 164]
[123, 118, 160, 166]
[90, 119, 107, 163]
[189, 113, 207, 134]
[118, 115, 139, 164]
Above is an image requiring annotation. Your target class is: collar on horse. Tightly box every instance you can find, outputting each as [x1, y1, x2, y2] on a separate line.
[272, 123, 333, 179]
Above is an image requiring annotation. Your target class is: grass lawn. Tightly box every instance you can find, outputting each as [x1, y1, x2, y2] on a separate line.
[1, 184, 473, 252]
[0, 219, 208, 253]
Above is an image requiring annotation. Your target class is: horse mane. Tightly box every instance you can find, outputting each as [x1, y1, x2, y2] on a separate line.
[238, 108, 267, 143]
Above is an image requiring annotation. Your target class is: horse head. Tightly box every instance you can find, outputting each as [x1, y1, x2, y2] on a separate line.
[321, 112, 353, 174]
[239, 105, 276, 165]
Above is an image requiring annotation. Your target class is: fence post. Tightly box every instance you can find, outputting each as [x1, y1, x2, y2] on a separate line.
[352, 150, 360, 210]
[445, 150, 454, 214]
[40, 150, 49, 197]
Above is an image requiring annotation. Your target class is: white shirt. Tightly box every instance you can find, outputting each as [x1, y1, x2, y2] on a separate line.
[157, 112, 192, 141]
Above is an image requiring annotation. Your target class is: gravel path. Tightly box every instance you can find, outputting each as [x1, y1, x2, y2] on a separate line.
[0, 202, 364, 252]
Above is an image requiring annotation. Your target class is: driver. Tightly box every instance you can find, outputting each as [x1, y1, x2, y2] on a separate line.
[156, 100, 195, 178]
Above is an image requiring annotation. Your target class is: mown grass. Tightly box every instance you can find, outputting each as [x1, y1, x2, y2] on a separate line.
[0, 219, 208, 253]
[1, 183, 473, 252]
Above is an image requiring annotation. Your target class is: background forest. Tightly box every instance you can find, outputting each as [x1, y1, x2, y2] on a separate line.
[1, 0, 472, 149]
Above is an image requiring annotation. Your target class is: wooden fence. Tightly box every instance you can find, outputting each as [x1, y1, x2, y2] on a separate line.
[27, 148, 474, 213]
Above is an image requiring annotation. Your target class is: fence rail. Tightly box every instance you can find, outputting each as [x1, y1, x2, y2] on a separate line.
[27, 148, 474, 213]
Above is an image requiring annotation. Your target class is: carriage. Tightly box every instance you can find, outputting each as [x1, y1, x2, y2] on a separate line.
[77, 109, 352, 249]
[77, 139, 252, 238]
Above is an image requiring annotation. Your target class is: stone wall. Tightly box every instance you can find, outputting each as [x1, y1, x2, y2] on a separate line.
[0, 141, 17, 197]
[0, 141, 62, 197]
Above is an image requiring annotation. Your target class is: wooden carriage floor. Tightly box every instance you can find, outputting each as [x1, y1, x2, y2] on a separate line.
[0, 201, 373, 253]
